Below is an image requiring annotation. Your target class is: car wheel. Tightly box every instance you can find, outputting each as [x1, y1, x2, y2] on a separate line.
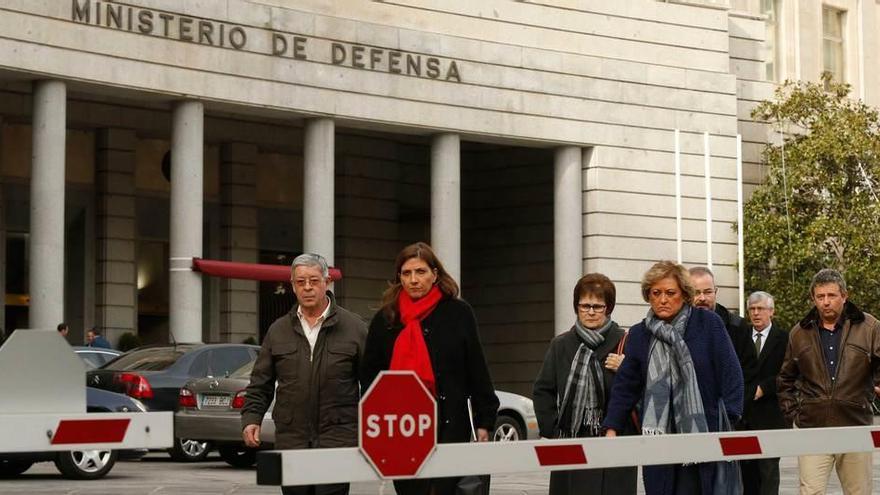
[493, 414, 525, 442]
[218, 445, 258, 468]
[168, 437, 211, 462]
[54, 449, 118, 480]
[0, 459, 34, 477]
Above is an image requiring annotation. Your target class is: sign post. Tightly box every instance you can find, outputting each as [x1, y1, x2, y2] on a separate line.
[358, 371, 437, 478]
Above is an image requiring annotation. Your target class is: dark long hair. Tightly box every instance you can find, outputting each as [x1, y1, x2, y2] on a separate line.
[379, 242, 459, 322]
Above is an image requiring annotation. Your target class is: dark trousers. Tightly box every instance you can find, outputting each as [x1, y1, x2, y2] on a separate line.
[673, 464, 702, 495]
[741, 457, 780, 495]
[281, 483, 349, 495]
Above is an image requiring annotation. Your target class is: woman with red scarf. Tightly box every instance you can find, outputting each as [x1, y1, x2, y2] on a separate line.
[361, 242, 499, 495]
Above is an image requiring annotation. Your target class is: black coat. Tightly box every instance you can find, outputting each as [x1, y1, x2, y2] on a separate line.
[716, 303, 759, 385]
[360, 297, 499, 444]
[741, 324, 789, 430]
[533, 321, 637, 495]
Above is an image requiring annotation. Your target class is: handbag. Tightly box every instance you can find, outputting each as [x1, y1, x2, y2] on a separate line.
[713, 399, 744, 495]
[456, 399, 491, 495]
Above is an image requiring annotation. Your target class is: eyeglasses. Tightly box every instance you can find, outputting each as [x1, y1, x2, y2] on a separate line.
[293, 278, 323, 288]
[577, 303, 607, 313]
[695, 288, 716, 296]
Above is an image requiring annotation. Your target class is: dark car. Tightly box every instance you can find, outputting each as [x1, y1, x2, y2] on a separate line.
[85, 343, 259, 461]
[0, 388, 147, 479]
[73, 346, 122, 370]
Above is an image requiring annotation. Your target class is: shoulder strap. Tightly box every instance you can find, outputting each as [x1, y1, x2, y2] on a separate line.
[616, 329, 629, 354]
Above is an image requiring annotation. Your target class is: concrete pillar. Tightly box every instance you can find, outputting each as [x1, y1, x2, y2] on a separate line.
[430, 134, 461, 284]
[29, 80, 66, 331]
[220, 142, 259, 343]
[169, 101, 204, 344]
[554, 146, 583, 336]
[0, 116, 5, 332]
[95, 128, 138, 346]
[303, 118, 335, 265]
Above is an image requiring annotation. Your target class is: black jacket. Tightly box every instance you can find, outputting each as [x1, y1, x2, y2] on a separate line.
[741, 324, 789, 430]
[242, 292, 367, 449]
[716, 303, 758, 385]
[533, 322, 632, 438]
[360, 297, 499, 444]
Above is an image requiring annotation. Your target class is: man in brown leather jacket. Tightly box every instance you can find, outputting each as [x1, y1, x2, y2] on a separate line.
[777, 268, 880, 494]
[241, 253, 367, 495]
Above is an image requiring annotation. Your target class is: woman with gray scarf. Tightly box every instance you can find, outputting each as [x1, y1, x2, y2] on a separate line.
[603, 261, 744, 495]
[533, 273, 637, 495]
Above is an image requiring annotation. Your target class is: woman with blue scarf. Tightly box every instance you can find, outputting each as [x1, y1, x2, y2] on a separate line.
[603, 261, 744, 494]
[533, 273, 637, 494]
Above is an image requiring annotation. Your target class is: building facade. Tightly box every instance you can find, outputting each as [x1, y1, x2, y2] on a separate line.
[1, 0, 873, 395]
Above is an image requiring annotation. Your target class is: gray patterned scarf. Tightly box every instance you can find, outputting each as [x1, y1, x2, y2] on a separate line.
[641, 305, 708, 436]
[557, 319, 611, 438]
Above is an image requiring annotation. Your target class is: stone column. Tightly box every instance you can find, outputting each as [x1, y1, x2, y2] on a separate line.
[94, 129, 138, 346]
[219, 143, 259, 343]
[169, 101, 204, 344]
[554, 146, 583, 336]
[0, 116, 5, 331]
[29, 80, 66, 331]
[430, 134, 461, 284]
[303, 118, 335, 264]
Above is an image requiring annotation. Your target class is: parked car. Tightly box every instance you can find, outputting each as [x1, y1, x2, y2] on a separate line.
[86, 343, 259, 462]
[73, 346, 122, 370]
[175, 362, 538, 468]
[0, 387, 148, 479]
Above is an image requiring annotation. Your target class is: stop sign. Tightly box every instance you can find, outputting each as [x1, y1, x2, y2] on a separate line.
[359, 371, 437, 478]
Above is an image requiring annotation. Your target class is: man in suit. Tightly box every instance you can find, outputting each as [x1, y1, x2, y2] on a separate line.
[739, 291, 788, 495]
[689, 266, 758, 384]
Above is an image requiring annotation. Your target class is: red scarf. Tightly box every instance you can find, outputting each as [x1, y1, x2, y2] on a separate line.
[390, 285, 443, 396]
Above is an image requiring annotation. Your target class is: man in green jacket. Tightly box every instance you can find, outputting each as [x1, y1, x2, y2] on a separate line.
[778, 268, 880, 494]
[242, 253, 367, 495]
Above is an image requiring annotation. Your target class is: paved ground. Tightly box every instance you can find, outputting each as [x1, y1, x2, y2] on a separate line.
[3, 452, 880, 494]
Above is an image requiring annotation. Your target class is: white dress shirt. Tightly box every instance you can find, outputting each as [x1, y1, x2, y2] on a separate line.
[297, 297, 331, 360]
[752, 323, 772, 355]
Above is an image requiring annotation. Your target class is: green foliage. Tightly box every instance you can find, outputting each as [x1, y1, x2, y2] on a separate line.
[743, 75, 880, 328]
[242, 336, 258, 345]
[117, 332, 143, 352]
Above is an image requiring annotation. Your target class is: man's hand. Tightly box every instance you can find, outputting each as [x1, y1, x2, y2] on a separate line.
[476, 428, 490, 442]
[754, 385, 764, 400]
[874, 385, 880, 396]
[243, 424, 261, 448]
[605, 428, 617, 438]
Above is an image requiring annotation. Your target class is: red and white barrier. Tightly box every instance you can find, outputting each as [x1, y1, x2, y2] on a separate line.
[256, 426, 880, 487]
[0, 412, 173, 453]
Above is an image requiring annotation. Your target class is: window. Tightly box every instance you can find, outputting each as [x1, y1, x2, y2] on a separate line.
[210, 347, 254, 377]
[762, 0, 781, 81]
[822, 6, 846, 86]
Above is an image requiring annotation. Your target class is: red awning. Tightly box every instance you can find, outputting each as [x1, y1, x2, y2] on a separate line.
[191, 258, 342, 282]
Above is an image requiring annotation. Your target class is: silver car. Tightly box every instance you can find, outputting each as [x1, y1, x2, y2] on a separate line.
[175, 362, 537, 467]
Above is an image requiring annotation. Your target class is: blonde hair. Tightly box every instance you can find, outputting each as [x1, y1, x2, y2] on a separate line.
[640, 260, 695, 304]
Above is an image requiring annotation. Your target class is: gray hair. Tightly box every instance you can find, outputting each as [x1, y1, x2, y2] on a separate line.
[747, 291, 775, 309]
[688, 266, 715, 281]
[810, 268, 847, 296]
[291, 253, 329, 278]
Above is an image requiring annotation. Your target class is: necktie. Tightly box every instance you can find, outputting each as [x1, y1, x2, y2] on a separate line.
[754, 332, 763, 356]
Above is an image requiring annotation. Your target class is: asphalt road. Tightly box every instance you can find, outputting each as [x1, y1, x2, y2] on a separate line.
[3, 452, 880, 494]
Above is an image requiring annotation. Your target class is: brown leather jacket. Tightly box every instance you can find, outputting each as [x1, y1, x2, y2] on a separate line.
[242, 292, 367, 449]
[777, 301, 880, 428]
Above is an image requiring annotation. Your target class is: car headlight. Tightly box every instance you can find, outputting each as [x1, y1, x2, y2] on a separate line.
[523, 398, 535, 416]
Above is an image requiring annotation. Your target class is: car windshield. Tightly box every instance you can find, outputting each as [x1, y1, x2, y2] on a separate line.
[230, 360, 254, 378]
[104, 347, 185, 371]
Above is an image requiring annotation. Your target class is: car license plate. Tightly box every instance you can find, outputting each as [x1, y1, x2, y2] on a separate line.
[202, 395, 231, 407]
